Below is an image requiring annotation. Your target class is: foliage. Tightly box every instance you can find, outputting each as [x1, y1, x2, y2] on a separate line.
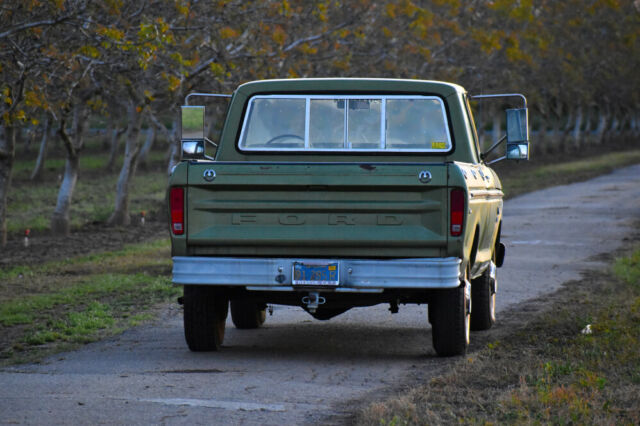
[1, 0, 639, 238]
[2, 0, 637, 130]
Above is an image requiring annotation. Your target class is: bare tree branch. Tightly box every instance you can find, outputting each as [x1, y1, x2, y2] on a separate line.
[0, 15, 73, 39]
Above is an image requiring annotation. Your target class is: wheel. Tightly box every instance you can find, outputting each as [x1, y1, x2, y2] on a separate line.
[183, 285, 229, 351]
[430, 278, 471, 357]
[230, 300, 266, 329]
[470, 261, 496, 331]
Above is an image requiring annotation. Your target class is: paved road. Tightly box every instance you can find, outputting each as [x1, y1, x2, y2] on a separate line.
[1, 164, 639, 425]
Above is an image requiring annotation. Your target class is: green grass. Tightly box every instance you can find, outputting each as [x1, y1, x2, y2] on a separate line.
[614, 249, 640, 286]
[0, 272, 179, 365]
[0, 273, 173, 326]
[24, 301, 116, 345]
[0, 238, 177, 366]
[356, 246, 640, 425]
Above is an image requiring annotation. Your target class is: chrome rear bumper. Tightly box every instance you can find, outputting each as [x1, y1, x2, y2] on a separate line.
[172, 256, 461, 293]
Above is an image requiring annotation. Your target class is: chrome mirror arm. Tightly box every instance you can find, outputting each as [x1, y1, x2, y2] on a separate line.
[487, 156, 506, 165]
[481, 134, 507, 160]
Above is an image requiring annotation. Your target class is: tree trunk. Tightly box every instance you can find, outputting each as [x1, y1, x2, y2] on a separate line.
[166, 117, 180, 175]
[632, 112, 640, 137]
[582, 106, 592, 145]
[30, 115, 52, 181]
[0, 126, 16, 246]
[571, 106, 583, 150]
[102, 120, 114, 150]
[544, 105, 561, 152]
[105, 125, 125, 172]
[50, 155, 79, 235]
[107, 100, 144, 226]
[22, 127, 36, 155]
[51, 104, 89, 236]
[536, 118, 549, 154]
[137, 126, 156, 170]
[594, 106, 609, 145]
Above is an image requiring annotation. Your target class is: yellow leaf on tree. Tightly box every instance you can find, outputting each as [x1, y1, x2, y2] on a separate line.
[272, 26, 287, 46]
[298, 43, 317, 54]
[210, 62, 225, 77]
[220, 27, 239, 39]
[166, 74, 181, 91]
[24, 90, 42, 107]
[385, 3, 396, 18]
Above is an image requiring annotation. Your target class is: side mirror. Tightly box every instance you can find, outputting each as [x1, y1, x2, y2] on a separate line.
[181, 105, 217, 160]
[505, 108, 529, 161]
[181, 140, 205, 160]
[181, 106, 205, 140]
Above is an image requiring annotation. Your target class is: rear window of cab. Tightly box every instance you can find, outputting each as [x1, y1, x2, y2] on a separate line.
[238, 95, 452, 153]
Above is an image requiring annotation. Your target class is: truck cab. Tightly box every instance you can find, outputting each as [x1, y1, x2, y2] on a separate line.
[169, 78, 529, 356]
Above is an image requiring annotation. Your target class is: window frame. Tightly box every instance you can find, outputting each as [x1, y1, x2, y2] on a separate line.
[237, 94, 453, 153]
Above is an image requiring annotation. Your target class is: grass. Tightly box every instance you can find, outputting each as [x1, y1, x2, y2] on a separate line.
[0, 237, 169, 283]
[0, 239, 178, 367]
[356, 244, 640, 425]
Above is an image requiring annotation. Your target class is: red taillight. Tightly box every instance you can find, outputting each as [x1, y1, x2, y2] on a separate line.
[450, 188, 465, 237]
[170, 187, 184, 235]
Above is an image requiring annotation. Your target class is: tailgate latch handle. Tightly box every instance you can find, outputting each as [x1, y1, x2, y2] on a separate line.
[418, 170, 432, 183]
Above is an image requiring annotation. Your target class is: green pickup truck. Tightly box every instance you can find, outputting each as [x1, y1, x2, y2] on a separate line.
[169, 78, 529, 356]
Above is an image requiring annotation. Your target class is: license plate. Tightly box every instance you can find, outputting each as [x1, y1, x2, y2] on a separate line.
[292, 262, 339, 286]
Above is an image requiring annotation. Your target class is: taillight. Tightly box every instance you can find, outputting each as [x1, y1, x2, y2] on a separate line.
[450, 188, 465, 237]
[170, 187, 184, 235]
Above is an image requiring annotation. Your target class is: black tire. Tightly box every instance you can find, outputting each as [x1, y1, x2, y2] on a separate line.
[230, 300, 266, 329]
[470, 263, 496, 331]
[183, 285, 229, 351]
[430, 280, 470, 357]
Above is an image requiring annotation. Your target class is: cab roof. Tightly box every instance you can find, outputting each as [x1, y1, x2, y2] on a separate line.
[235, 78, 466, 98]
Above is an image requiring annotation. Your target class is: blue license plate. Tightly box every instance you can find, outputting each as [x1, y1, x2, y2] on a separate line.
[292, 262, 339, 286]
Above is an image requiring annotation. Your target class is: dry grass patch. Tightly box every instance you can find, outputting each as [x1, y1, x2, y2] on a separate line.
[356, 245, 640, 425]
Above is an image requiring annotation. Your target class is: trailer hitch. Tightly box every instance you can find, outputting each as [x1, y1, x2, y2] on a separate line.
[301, 292, 326, 314]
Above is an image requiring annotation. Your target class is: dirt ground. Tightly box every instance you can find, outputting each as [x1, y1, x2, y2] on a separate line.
[0, 220, 168, 270]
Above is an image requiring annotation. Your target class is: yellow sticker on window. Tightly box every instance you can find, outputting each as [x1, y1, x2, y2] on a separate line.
[431, 141, 447, 149]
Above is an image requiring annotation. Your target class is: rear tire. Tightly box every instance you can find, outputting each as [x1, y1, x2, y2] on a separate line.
[430, 279, 470, 357]
[230, 300, 266, 329]
[470, 262, 496, 331]
[183, 285, 229, 351]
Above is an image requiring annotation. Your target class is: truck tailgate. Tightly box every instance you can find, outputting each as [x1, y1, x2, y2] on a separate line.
[186, 163, 449, 258]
